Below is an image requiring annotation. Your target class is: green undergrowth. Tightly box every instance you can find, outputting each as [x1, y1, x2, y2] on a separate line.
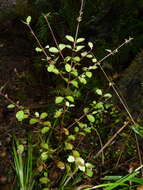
[2, 2, 143, 190]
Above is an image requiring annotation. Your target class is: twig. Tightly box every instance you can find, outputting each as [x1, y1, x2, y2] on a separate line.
[97, 57, 143, 176]
[43, 14, 64, 60]
[73, 0, 84, 49]
[0, 91, 21, 109]
[96, 37, 133, 67]
[27, 24, 48, 57]
[95, 121, 129, 158]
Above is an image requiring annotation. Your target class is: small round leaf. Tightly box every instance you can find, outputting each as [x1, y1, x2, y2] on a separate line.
[29, 118, 38, 125]
[41, 127, 50, 134]
[76, 38, 85, 43]
[65, 35, 74, 42]
[49, 47, 59, 53]
[65, 64, 72, 72]
[40, 112, 48, 120]
[87, 114, 95, 123]
[55, 96, 64, 104]
[67, 155, 75, 163]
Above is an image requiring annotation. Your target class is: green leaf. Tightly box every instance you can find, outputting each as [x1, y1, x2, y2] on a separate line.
[86, 169, 93, 177]
[39, 177, 49, 184]
[67, 155, 75, 163]
[43, 121, 51, 127]
[17, 144, 24, 154]
[130, 124, 143, 137]
[96, 89, 102, 96]
[79, 77, 87, 84]
[41, 143, 49, 149]
[53, 68, 59, 74]
[29, 118, 38, 125]
[87, 114, 95, 123]
[40, 112, 48, 120]
[65, 35, 74, 42]
[74, 127, 79, 132]
[68, 135, 76, 141]
[65, 56, 71, 62]
[59, 44, 66, 51]
[104, 93, 112, 98]
[75, 157, 85, 171]
[49, 47, 59, 53]
[41, 152, 48, 161]
[71, 80, 78, 88]
[35, 47, 42, 52]
[47, 65, 59, 74]
[65, 142, 73, 150]
[73, 56, 80, 62]
[89, 65, 98, 70]
[71, 69, 78, 77]
[65, 64, 72, 72]
[65, 101, 70, 107]
[45, 45, 49, 48]
[75, 45, 85, 52]
[78, 165, 86, 172]
[72, 150, 80, 157]
[85, 71, 92, 78]
[16, 110, 25, 121]
[42, 188, 49, 190]
[81, 51, 88, 57]
[66, 96, 74, 102]
[85, 162, 94, 168]
[41, 127, 50, 134]
[26, 16, 31, 24]
[7, 104, 15, 109]
[83, 107, 89, 113]
[92, 58, 97, 63]
[35, 112, 39, 117]
[88, 42, 93, 49]
[63, 128, 69, 135]
[78, 122, 87, 128]
[105, 49, 112, 53]
[86, 54, 93, 58]
[55, 96, 64, 104]
[54, 109, 63, 118]
[66, 45, 72, 49]
[76, 38, 85, 43]
[56, 161, 65, 170]
[95, 102, 104, 109]
[84, 128, 91, 133]
[47, 64, 55, 72]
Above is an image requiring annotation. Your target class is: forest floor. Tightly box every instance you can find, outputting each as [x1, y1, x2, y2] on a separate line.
[0, 22, 33, 188]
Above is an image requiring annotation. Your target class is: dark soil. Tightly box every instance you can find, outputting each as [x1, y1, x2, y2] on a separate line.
[0, 20, 33, 188]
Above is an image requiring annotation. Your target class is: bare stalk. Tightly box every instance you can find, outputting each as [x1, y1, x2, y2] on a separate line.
[0, 91, 21, 109]
[95, 42, 143, 175]
[95, 121, 129, 157]
[27, 24, 48, 57]
[73, 0, 84, 48]
[43, 14, 64, 59]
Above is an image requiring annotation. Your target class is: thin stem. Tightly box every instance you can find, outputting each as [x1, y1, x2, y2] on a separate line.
[63, 168, 78, 187]
[97, 57, 143, 175]
[43, 14, 64, 60]
[94, 128, 105, 165]
[0, 91, 21, 109]
[95, 121, 129, 158]
[72, 37, 133, 83]
[73, 0, 84, 49]
[27, 24, 48, 57]
[99, 64, 135, 124]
